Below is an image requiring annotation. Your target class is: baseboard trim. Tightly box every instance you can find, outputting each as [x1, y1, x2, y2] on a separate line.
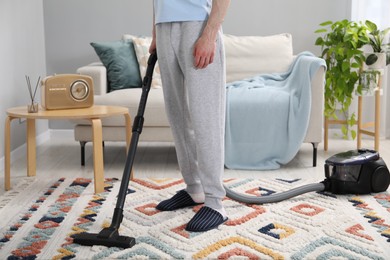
[0, 130, 52, 173]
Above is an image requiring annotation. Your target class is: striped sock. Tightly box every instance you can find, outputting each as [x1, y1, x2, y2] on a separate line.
[185, 206, 228, 232]
[156, 190, 202, 211]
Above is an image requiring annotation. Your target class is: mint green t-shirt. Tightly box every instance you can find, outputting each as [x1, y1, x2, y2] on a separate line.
[154, 0, 212, 24]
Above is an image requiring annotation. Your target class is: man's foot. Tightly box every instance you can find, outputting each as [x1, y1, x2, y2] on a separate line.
[156, 190, 203, 211]
[185, 206, 228, 232]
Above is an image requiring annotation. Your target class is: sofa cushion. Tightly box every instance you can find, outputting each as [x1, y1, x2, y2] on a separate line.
[224, 33, 293, 83]
[90, 40, 142, 92]
[93, 88, 169, 127]
[123, 34, 163, 89]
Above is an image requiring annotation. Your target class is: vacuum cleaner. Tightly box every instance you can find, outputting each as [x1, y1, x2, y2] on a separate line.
[72, 52, 390, 249]
[225, 148, 390, 204]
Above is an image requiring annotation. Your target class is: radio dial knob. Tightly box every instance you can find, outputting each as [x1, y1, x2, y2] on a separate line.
[70, 80, 89, 101]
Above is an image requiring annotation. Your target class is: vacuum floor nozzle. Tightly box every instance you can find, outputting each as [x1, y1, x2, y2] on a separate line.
[72, 228, 135, 248]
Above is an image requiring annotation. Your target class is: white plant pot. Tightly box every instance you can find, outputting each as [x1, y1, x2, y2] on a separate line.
[365, 52, 386, 69]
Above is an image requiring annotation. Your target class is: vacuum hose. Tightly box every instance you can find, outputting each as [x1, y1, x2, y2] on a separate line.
[223, 182, 326, 204]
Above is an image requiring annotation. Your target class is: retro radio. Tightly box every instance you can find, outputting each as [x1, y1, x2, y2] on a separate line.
[41, 74, 94, 110]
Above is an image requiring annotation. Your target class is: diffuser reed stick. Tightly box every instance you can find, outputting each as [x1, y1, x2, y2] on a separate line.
[26, 75, 40, 113]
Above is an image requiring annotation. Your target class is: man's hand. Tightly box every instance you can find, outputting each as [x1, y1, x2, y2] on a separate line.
[149, 23, 157, 54]
[193, 0, 230, 69]
[193, 35, 216, 69]
[149, 37, 157, 54]
[150, 10, 157, 54]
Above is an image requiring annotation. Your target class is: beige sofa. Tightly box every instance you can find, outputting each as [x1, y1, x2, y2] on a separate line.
[74, 33, 325, 167]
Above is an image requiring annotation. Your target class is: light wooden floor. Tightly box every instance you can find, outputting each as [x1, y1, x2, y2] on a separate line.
[1, 131, 389, 196]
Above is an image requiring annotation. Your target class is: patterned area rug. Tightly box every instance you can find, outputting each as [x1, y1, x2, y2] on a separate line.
[0, 176, 389, 259]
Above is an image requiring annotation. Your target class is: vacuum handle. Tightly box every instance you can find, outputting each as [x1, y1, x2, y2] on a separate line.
[146, 52, 158, 80]
[134, 51, 158, 132]
[142, 52, 158, 92]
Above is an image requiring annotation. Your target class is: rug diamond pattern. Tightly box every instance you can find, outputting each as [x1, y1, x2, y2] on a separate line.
[0, 177, 388, 259]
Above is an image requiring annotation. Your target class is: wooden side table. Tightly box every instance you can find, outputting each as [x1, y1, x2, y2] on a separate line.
[4, 105, 131, 193]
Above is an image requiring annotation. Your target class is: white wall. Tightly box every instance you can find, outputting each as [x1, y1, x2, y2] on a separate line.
[224, 0, 352, 54]
[0, 0, 48, 160]
[43, 0, 352, 75]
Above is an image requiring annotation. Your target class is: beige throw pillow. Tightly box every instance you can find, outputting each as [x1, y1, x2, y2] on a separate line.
[223, 33, 293, 83]
[124, 35, 162, 89]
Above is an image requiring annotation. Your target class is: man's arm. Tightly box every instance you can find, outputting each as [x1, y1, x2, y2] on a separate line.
[194, 0, 231, 69]
[149, 3, 157, 54]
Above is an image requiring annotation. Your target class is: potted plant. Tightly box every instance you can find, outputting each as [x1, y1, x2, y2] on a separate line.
[315, 19, 369, 139]
[364, 20, 390, 69]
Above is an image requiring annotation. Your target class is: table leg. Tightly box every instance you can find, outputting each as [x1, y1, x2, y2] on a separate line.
[91, 119, 104, 193]
[374, 78, 381, 151]
[357, 96, 362, 149]
[4, 116, 15, 190]
[324, 117, 328, 151]
[27, 119, 36, 177]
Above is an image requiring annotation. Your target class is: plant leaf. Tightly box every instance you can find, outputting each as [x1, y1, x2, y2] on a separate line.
[341, 125, 348, 139]
[315, 37, 324, 45]
[320, 21, 333, 27]
[315, 29, 327, 34]
[365, 20, 377, 32]
[351, 130, 357, 140]
[342, 61, 350, 72]
[351, 62, 360, 68]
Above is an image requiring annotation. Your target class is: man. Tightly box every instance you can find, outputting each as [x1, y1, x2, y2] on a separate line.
[149, 0, 230, 232]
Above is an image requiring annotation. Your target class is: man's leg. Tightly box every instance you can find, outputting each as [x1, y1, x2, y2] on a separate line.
[156, 23, 204, 209]
[176, 21, 226, 211]
[175, 22, 227, 232]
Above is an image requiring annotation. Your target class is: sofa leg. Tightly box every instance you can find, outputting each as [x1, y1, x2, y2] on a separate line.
[80, 141, 87, 166]
[311, 142, 318, 167]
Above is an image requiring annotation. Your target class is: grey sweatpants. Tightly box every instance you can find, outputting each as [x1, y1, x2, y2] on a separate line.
[156, 21, 226, 210]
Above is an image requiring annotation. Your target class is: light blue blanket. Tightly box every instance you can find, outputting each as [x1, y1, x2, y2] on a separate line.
[225, 52, 326, 170]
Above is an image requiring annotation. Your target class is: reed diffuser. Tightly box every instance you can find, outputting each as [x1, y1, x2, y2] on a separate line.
[26, 75, 40, 113]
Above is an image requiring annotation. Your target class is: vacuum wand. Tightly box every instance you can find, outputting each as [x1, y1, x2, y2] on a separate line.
[72, 52, 158, 249]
